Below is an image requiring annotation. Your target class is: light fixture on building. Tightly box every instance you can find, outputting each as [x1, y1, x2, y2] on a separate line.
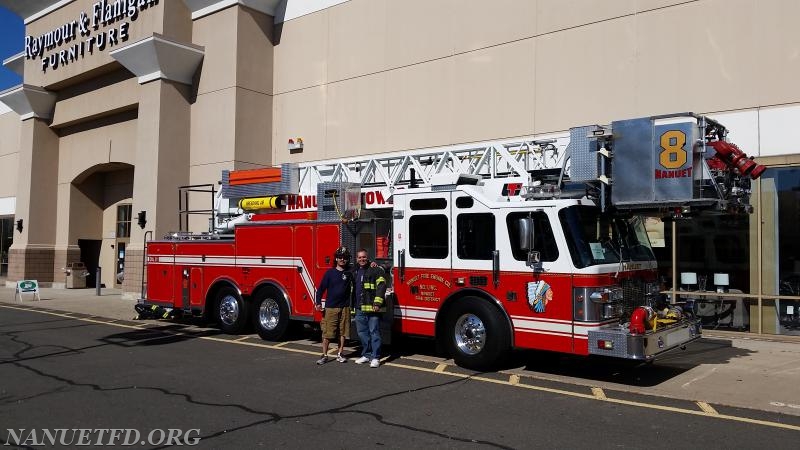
[288, 138, 303, 153]
[15, 219, 22, 233]
[680, 272, 697, 291]
[713, 273, 729, 293]
[137, 211, 147, 229]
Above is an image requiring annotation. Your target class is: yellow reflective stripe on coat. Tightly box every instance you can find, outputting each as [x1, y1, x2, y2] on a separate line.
[363, 282, 375, 289]
[373, 297, 384, 305]
[375, 276, 386, 284]
[360, 304, 386, 312]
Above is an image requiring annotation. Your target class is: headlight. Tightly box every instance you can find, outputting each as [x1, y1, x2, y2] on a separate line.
[588, 287, 623, 303]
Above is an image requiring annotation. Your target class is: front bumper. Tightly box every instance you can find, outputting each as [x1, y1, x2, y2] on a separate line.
[587, 320, 702, 361]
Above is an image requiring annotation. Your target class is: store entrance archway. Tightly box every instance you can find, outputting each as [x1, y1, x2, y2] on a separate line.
[70, 163, 134, 288]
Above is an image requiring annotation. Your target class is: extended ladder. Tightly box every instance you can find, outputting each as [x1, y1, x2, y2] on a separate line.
[295, 137, 569, 194]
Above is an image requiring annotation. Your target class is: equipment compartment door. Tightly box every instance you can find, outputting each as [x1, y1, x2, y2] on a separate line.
[294, 225, 318, 317]
[189, 268, 204, 307]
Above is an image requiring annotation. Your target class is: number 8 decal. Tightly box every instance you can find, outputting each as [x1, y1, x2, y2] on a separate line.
[659, 130, 687, 169]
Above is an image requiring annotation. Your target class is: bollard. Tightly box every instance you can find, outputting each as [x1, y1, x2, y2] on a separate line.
[96, 266, 102, 296]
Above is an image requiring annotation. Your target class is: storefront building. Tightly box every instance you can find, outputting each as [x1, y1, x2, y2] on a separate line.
[0, 0, 797, 335]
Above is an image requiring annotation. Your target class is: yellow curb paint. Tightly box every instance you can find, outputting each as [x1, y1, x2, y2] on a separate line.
[697, 401, 719, 415]
[591, 387, 607, 400]
[434, 364, 448, 373]
[509, 374, 520, 385]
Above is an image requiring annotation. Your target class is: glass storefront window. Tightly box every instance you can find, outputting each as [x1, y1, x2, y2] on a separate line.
[761, 168, 800, 335]
[0, 217, 12, 276]
[676, 215, 751, 293]
[116, 204, 132, 239]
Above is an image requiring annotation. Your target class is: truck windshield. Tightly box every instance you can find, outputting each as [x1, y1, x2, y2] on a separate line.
[559, 206, 655, 268]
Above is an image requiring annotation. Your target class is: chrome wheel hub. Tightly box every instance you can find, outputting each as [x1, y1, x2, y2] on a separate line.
[454, 313, 486, 356]
[258, 298, 281, 331]
[219, 295, 240, 326]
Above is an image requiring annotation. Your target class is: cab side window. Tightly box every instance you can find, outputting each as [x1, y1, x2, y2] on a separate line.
[507, 212, 559, 262]
[409, 215, 448, 259]
[457, 213, 495, 260]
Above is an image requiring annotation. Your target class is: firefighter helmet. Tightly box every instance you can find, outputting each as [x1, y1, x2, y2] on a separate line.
[334, 246, 351, 260]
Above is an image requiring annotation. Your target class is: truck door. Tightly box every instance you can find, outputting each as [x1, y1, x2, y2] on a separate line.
[394, 192, 452, 335]
[451, 193, 496, 291]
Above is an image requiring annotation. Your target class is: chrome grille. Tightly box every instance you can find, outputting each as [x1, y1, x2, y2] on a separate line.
[620, 278, 647, 320]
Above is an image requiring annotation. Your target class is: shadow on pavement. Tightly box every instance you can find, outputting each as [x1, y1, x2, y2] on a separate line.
[101, 323, 224, 347]
[98, 316, 754, 389]
[510, 337, 752, 387]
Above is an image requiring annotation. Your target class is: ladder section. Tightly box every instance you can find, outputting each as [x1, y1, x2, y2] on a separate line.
[296, 138, 567, 194]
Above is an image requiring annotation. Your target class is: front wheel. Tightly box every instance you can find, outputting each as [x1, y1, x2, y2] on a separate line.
[252, 291, 289, 341]
[444, 297, 511, 370]
[215, 287, 249, 334]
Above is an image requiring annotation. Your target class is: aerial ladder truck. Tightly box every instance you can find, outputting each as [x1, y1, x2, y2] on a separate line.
[141, 113, 764, 369]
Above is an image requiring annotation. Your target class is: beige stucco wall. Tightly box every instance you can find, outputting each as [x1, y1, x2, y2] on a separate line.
[51, 71, 138, 128]
[0, 111, 20, 199]
[191, 5, 273, 176]
[55, 116, 137, 247]
[271, 0, 800, 163]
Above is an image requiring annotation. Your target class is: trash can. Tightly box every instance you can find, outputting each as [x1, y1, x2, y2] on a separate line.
[65, 262, 88, 289]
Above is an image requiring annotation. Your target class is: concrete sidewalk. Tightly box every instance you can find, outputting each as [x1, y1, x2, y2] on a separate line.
[1, 286, 799, 417]
[0, 286, 140, 321]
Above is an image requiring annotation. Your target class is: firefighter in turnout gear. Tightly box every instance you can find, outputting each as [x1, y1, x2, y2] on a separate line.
[352, 249, 387, 368]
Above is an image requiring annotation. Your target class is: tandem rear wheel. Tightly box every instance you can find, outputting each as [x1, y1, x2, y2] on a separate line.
[444, 296, 511, 371]
[215, 287, 250, 334]
[252, 290, 290, 341]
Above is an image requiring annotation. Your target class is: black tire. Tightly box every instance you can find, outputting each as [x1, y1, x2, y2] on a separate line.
[215, 286, 249, 334]
[252, 289, 289, 341]
[444, 297, 511, 370]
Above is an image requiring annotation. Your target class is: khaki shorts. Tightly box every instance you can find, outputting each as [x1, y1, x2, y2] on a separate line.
[321, 307, 351, 340]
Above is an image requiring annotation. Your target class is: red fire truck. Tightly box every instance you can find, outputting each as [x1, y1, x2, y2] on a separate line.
[141, 113, 764, 369]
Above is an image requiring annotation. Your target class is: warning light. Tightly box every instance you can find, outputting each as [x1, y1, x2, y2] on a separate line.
[597, 340, 614, 350]
[288, 137, 304, 152]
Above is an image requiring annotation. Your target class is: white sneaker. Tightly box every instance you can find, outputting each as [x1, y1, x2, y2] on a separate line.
[316, 356, 329, 365]
[354, 356, 370, 364]
[369, 358, 380, 368]
[336, 354, 347, 363]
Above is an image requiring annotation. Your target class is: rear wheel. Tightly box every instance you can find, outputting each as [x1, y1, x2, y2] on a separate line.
[216, 287, 249, 334]
[444, 297, 510, 370]
[252, 290, 289, 341]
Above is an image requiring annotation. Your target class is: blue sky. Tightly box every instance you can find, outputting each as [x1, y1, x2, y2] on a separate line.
[0, 5, 23, 92]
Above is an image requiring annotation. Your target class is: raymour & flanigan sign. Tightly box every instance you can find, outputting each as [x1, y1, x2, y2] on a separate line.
[24, 0, 159, 73]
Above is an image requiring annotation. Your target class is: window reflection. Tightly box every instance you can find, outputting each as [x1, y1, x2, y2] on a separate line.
[671, 215, 751, 293]
[762, 168, 800, 335]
